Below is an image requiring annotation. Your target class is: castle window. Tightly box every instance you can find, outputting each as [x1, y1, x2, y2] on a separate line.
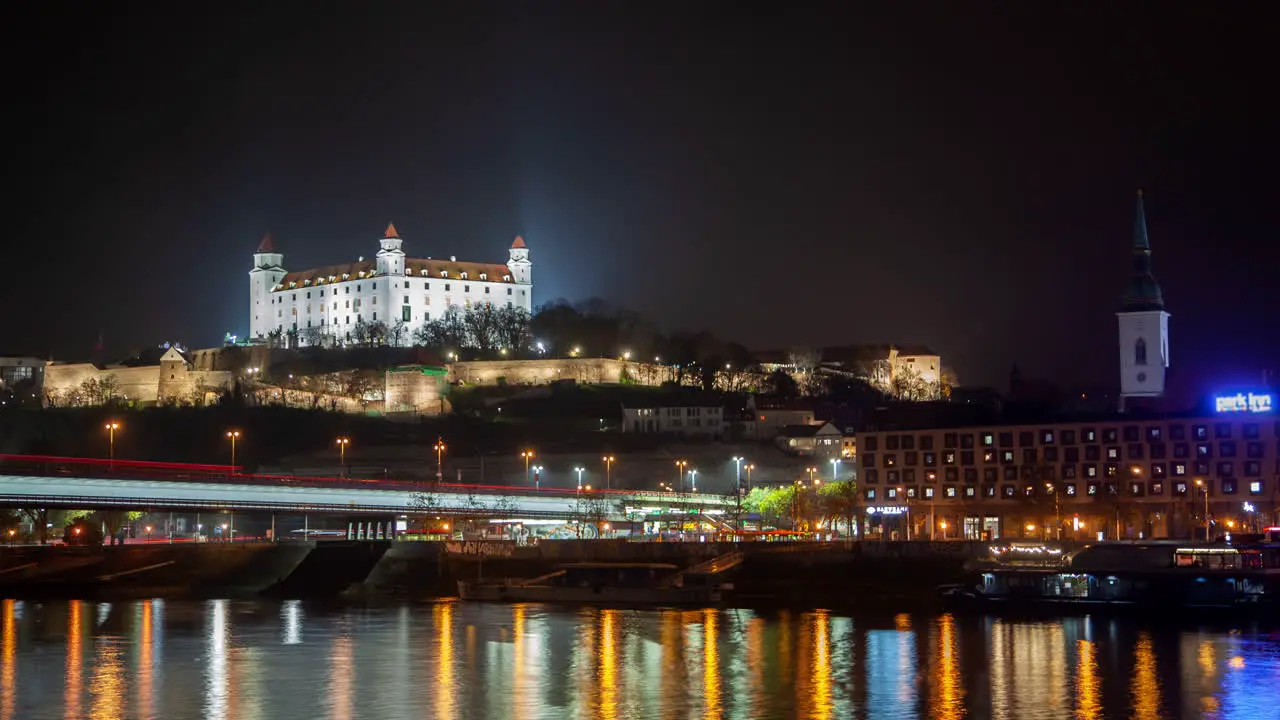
[507, 288, 513, 295]
[404, 281, 409, 289]
[479, 273, 487, 280]
[503, 275, 511, 281]
[425, 282, 430, 290]
[460, 272, 468, 279]
[484, 287, 490, 294]
[1134, 337, 1147, 365]
[440, 271, 448, 278]
[464, 285, 470, 293]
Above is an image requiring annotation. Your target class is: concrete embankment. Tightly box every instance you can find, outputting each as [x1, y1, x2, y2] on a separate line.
[0, 543, 314, 599]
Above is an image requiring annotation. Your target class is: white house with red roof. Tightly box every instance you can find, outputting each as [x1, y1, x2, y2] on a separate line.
[248, 224, 532, 345]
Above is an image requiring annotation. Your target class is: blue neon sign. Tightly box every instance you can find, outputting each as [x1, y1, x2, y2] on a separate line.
[1214, 393, 1273, 413]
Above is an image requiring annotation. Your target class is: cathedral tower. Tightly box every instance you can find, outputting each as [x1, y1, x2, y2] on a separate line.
[249, 232, 286, 340]
[1117, 190, 1170, 411]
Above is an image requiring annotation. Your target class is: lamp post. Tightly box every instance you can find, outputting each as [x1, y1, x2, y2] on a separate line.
[732, 456, 744, 490]
[1046, 482, 1061, 541]
[521, 450, 535, 487]
[897, 485, 911, 541]
[829, 458, 841, 481]
[806, 467, 817, 486]
[532, 465, 543, 491]
[745, 463, 755, 491]
[434, 437, 446, 487]
[689, 469, 698, 493]
[675, 460, 687, 493]
[336, 436, 350, 476]
[602, 455, 615, 490]
[574, 467, 585, 490]
[226, 430, 241, 470]
[1195, 479, 1210, 541]
[104, 422, 120, 467]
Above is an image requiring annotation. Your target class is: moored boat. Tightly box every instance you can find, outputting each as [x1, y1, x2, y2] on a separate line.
[942, 541, 1280, 614]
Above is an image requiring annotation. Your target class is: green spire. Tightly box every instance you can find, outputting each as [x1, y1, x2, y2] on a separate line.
[1121, 188, 1164, 312]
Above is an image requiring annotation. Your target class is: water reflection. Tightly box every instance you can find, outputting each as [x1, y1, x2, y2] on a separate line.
[65, 600, 83, 720]
[1, 600, 1279, 719]
[1, 600, 15, 720]
[929, 614, 963, 720]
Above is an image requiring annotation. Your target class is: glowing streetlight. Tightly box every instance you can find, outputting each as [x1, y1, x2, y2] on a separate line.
[336, 436, 350, 475]
[1195, 478, 1210, 540]
[806, 467, 817, 485]
[226, 430, 241, 469]
[829, 458, 841, 481]
[732, 456, 743, 487]
[521, 450, 535, 486]
[602, 455, 615, 490]
[145, 525, 153, 541]
[675, 460, 687, 493]
[689, 468, 699, 493]
[434, 437, 446, 485]
[532, 465, 544, 491]
[574, 467, 585, 490]
[104, 422, 121, 465]
[622, 351, 631, 360]
[745, 463, 755, 489]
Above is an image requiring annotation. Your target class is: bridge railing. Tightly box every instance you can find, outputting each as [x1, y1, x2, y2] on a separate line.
[0, 454, 731, 507]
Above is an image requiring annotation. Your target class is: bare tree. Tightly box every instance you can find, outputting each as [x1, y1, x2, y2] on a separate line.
[462, 303, 502, 355]
[494, 306, 532, 354]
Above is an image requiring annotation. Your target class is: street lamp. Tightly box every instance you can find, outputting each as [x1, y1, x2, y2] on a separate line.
[675, 460, 687, 493]
[434, 437, 446, 486]
[532, 465, 544, 491]
[145, 525, 153, 542]
[336, 436, 350, 476]
[574, 467, 585, 490]
[745, 463, 755, 490]
[602, 455, 615, 490]
[689, 469, 699, 493]
[1046, 482, 1062, 541]
[226, 430, 241, 470]
[1195, 479, 1210, 540]
[104, 422, 121, 466]
[806, 467, 817, 485]
[939, 520, 948, 540]
[521, 450, 535, 486]
[829, 458, 841, 481]
[897, 485, 912, 541]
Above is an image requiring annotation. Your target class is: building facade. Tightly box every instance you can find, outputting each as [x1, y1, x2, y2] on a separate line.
[855, 410, 1280, 541]
[622, 402, 725, 438]
[249, 224, 533, 346]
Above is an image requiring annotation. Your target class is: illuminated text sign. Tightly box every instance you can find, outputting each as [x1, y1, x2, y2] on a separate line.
[865, 506, 908, 515]
[1214, 393, 1272, 413]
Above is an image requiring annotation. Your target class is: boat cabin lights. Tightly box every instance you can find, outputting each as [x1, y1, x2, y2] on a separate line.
[1173, 547, 1239, 554]
[990, 544, 1062, 556]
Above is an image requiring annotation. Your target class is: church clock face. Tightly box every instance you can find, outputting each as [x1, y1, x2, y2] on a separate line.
[1137, 372, 1147, 383]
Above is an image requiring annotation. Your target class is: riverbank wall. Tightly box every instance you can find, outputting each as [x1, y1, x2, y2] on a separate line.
[1, 540, 1074, 604]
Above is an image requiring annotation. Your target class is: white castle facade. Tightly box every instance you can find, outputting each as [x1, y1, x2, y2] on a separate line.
[248, 223, 532, 346]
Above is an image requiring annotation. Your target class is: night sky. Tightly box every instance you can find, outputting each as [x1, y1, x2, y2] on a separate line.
[4, 3, 1277, 393]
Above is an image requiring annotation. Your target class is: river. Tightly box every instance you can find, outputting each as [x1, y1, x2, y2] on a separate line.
[1, 598, 1278, 719]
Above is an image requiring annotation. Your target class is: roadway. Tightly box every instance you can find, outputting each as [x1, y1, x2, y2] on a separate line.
[0, 455, 733, 520]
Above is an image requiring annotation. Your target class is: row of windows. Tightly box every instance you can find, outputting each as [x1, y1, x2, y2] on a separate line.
[863, 421, 1280, 453]
[863, 478, 1267, 502]
[865, 439, 1278, 469]
[283, 268, 516, 290]
[863, 458, 1279, 485]
[278, 282, 520, 303]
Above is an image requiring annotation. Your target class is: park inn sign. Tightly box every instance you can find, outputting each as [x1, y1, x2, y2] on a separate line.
[1214, 392, 1273, 414]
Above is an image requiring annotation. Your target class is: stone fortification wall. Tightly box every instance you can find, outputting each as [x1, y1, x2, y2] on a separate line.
[449, 358, 668, 387]
[44, 364, 164, 405]
[384, 366, 450, 415]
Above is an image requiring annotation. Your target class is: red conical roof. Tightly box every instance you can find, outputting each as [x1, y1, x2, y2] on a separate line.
[385, 222, 400, 238]
[257, 232, 275, 253]
[511, 235, 526, 249]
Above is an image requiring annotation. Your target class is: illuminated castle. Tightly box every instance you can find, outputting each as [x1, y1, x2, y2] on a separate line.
[248, 224, 532, 345]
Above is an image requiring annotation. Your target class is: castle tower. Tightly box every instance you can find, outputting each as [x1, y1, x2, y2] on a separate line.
[507, 235, 531, 285]
[376, 222, 406, 276]
[1117, 190, 1170, 411]
[249, 233, 286, 340]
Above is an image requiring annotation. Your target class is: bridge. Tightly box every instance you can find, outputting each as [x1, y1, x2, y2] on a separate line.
[0, 455, 734, 521]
